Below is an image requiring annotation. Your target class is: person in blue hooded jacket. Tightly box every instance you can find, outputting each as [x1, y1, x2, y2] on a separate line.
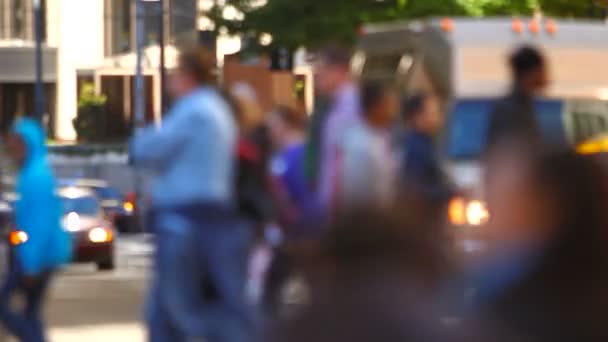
[0, 118, 72, 342]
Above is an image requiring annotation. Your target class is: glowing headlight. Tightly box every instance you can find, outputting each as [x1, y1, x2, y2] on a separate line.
[448, 197, 467, 226]
[123, 201, 134, 213]
[466, 200, 489, 226]
[64, 212, 81, 232]
[10, 230, 28, 246]
[88, 227, 113, 243]
[449, 198, 489, 226]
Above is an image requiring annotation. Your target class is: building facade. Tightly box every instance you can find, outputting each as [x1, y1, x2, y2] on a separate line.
[0, 0, 57, 132]
[0, 0, 197, 140]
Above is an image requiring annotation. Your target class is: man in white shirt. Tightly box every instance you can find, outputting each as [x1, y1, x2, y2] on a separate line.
[340, 81, 399, 210]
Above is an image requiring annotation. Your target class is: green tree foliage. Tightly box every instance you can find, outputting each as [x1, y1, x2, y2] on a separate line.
[539, 0, 606, 18]
[211, 0, 605, 49]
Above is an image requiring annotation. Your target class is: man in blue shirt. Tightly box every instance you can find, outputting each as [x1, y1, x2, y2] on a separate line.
[131, 48, 250, 342]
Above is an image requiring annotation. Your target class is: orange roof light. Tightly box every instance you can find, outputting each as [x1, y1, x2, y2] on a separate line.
[512, 18, 524, 34]
[545, 19, 558, 35]
[528, 19, 541, 34]
[440, 18, 454, 33]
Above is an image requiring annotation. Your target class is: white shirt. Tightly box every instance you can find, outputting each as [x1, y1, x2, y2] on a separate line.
[340, 122, 397, 209]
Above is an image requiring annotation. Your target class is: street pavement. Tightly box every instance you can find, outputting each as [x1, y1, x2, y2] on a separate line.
[3, 235, 274, 342]
[3, 234, 154, 342]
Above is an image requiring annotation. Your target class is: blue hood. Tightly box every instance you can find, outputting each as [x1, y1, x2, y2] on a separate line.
[13, 118, 48, 167]
[12, 118, 71, 275]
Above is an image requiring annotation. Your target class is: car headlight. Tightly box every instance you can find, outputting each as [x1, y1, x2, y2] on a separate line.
[64, 212, 81, 232]
[449, 197, 489, 226]
[10, 230, 28, 246]
[88, 227, 113, 243]
[123, 201, 134, 214]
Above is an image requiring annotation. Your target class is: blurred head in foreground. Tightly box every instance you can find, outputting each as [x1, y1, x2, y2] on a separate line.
[479, 146, 608, 341]
[402, 93, 443, 136]
[268, 210, 464, 342]
[360, 81, 399, 130]
[486, 147, 608, 260]
[509, 45, 549, 96]
[169, 47, 216, 99]
[300, 209, 449, 301]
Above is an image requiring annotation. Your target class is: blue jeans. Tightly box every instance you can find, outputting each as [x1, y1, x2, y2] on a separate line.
[0, 257, 52, 342]
[147, 211, 253, 342]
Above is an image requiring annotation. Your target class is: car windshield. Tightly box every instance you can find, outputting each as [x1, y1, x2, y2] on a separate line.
[62, 196, 101, 216]
[445, 98, 568, 160]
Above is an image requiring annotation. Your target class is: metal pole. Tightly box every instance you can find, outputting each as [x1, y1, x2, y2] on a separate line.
[33, 0, 45, 122]
[133, 0, 147, 233]
[134, 0, 146, 128]
[159, 0, 167, 113]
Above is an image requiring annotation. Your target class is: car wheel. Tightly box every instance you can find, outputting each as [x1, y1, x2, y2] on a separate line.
[97, 258, 115, 271]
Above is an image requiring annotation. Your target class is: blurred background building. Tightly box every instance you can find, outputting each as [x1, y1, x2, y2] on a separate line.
[0, 0, 199, 141]
[0, 0, 56, 133]
[0, 0, 308, 141]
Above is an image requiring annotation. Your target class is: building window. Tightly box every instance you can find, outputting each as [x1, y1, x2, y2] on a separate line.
[12, 0, 26, 39]
[0, 0, 45, 42]
[105, 0, 132, 56]
[40, 0, 47, 42]
[0, 1, 4, 39]
[143, 2, 161, 47]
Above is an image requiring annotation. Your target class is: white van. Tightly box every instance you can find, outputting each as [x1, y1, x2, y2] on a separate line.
[357, 18, 608, 252]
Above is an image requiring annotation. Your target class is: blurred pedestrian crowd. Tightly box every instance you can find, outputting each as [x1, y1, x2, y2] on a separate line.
[3, 41, 608, 342]
[127, 44, 608, 342]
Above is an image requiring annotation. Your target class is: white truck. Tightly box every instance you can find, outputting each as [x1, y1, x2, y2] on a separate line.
[356, 18, 608, 252]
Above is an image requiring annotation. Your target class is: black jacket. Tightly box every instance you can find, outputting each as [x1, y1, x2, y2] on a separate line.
[486, 87, 542, 151]
[472, 244, 608, 341]
[401, 131, 452, 204]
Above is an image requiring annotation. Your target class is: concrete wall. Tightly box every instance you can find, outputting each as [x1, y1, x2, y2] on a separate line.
[52, 0, 105, 141]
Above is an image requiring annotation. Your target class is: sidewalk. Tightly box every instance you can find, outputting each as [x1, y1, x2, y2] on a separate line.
[49, 324, 145, 342]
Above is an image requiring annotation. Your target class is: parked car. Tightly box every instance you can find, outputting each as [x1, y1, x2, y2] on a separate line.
[59, 179, 137, 233]
[59, 187, 116, 270]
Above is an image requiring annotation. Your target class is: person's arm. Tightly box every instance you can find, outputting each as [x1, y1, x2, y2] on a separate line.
[129, 104, 197, 169]
[341, 134, 375, 206]
[304, 97, 329, 186]
[403, 141, 452, 202]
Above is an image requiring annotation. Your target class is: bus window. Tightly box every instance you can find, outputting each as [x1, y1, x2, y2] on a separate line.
[445, 99, 566, 161]
[536, 100, 567, 147]
[445, 99, 492, 160]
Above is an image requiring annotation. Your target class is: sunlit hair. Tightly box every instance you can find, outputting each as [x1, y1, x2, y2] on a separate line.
[177, 47, 217, 85]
